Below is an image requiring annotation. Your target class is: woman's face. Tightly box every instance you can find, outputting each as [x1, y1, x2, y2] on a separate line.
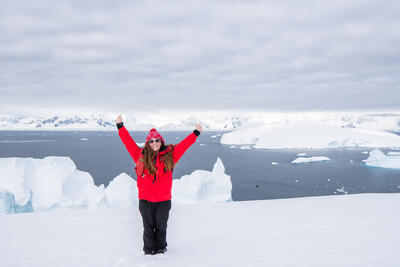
[149, 138, 161, 152]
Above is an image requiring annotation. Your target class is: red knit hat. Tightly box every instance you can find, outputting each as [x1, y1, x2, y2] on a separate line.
[146, 128, 165, 144]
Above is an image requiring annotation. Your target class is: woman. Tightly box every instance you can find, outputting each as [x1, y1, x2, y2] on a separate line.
[115, 115, 203, 255]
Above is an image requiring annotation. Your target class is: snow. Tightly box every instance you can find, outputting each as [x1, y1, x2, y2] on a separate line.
[291, 156, 330, 164]
[0, 193, 398, 267]
[0, 156, 232, 214]
[364, 149, 400, 169]
[221, 122, 400, 149]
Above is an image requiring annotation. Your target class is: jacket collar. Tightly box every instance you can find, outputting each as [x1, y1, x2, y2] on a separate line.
[141, 144, 170, 155]
[159, 144, 170, 155]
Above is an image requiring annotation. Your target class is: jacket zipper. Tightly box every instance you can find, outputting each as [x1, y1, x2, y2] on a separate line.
[152, 155, 157, 183]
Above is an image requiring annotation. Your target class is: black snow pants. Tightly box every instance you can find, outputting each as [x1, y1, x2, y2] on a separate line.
[138, 199, 172, 253]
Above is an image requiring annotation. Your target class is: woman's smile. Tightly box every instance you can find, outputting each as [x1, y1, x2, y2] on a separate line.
[149, 138, 161, 152]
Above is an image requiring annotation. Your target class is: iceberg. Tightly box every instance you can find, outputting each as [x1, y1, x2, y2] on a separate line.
[0, 189, 16, 214]
[0, 189, 33, 214]
[0, 156, 106, 212]
[221, 122, 400, 149]
[364, 149, 400, 169]
[172, 157, 232, 203]
[0, 156, 232, 214]
[105, 172, 138, 208]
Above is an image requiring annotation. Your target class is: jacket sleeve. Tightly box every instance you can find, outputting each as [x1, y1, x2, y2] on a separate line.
[118, 125, 141, 163]
[173, 131, 199, 164]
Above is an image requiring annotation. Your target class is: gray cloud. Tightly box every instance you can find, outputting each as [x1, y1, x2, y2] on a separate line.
[0, 0, 399, 114]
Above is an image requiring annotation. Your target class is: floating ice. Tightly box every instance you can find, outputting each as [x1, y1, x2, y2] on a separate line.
[292, 156, 330, 164]
[364, 149, 400, 169]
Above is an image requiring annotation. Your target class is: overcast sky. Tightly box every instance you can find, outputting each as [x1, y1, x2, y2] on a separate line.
[1, 0, 399, 115]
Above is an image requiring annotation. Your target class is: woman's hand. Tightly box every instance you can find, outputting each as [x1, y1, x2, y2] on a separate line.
[116, 115, 123, 124]
[195, 123, 203, 132]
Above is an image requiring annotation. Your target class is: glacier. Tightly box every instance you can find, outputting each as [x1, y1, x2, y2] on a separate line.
[0, 156, 232, 214]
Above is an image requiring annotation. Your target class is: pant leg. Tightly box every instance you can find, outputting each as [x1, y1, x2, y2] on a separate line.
[138, 199, 157, 252]
[154, 200, 172, 250]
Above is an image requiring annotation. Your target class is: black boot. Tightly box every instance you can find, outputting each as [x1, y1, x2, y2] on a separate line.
[156, 247, 167, 254]
[144, 250, 157, 255]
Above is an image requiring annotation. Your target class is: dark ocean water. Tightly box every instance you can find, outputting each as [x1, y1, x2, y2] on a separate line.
[1, 130, 400, 201]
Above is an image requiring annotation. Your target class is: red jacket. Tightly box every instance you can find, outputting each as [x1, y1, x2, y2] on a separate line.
[118, 125, 198, 202]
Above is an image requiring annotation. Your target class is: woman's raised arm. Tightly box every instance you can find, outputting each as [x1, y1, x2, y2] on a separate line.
[116, 115, 141, 163]
[173, 123, 203, 164]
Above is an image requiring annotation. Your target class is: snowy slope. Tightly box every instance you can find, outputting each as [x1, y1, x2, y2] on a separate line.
[0, 193, 399, 267]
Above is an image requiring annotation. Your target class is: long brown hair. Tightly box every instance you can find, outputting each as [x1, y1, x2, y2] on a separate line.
[142, 141, 175, 175]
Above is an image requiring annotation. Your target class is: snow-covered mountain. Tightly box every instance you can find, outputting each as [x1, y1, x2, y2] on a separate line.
[0, 111, 400, 131]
